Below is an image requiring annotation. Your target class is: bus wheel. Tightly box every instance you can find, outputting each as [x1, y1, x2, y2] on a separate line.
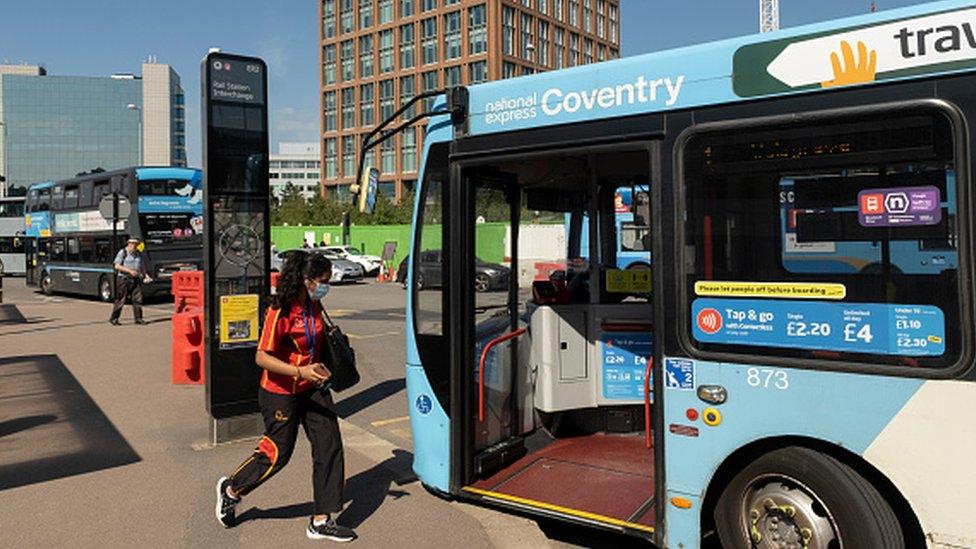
[715, 447, 903, 549]
[40, 273, 53, 296]
[99, 276, 113, 302]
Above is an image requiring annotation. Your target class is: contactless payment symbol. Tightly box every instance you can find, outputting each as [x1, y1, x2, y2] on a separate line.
[665, 358, 695, 390]
[416, 394, 432, 415]
[697, 308, 723, 335]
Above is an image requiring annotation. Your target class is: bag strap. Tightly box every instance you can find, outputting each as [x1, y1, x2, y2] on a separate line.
[322, 308, 336, 329]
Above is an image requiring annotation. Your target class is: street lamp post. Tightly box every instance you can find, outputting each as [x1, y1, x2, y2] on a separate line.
[126, 104, 143, 165]
[0, 121, 6, 197]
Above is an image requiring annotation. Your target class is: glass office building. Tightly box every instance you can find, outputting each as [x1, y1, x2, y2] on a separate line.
[0, 63, 186, 196]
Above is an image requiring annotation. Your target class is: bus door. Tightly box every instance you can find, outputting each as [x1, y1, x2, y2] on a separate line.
[462, 169, 527, 475]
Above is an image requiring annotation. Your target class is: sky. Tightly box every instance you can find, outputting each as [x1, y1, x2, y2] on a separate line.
[0, 0, 926, 167]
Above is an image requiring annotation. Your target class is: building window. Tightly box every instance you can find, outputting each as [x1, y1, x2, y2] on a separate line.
[597, 43, 606, 62]
[379, 29, 394, 73]
[323, 0, 337, 38]
[583, 0, 592, 33]
[584, 37, 593, 63]
[469, 60, 487, 83]
[361, 83, 375, 126]
[503, 62, 517, 79]
[568, 0, 578, 26]
[342, 87, 356, 129]
[468, 4, 487, 55]
[609, 2, 617, 43]
[341, 40, 355, 81]
[400, 75, 416, 119]
[359, 34, 374, 78]
[380, 79, 395, 120]
[444, 0, 459, 5]
[325, 138, 338, 179]
[444, 11, 461, 60]
[421, 17, 438, 65]
[596, 0, 606, 39]
[520, 13, 533, 61]
[569, 33, 580, 66]
[323, 44, 337, 85]
[342, 136, 356, 177]
[553, 27, 564, 69]
[400, 23, 416, 69]
[323, 91, 337, 132]
[400, 0, 414, 17]
[502, 6, 515, 55]
[422, 0, 436, 11]
[359, 0, 373, 28]
[554, 0, 563, 22]
[538, 0, 548, 14]
[401, 127, 417, 172]
[422, 70, 438, 111]
[381, 135, 396, 174]
[340, 0, 354, 33]
[444, 65, 461, 87]
[538, 21, 549, 67]
[379, 0, 393, 24]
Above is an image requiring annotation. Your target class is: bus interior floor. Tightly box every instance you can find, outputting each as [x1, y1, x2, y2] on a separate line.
[471, 432, 655, 527]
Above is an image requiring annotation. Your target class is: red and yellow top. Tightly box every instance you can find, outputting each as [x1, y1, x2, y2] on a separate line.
[257, 299, 327, 395]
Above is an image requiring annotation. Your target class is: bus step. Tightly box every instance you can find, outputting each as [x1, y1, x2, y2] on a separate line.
[475, 437, 527, 476]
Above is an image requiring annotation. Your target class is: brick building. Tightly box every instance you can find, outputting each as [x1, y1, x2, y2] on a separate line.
[319, 0, 620, 200]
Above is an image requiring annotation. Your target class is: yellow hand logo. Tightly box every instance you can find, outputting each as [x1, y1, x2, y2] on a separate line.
[821, 40, 877, 88]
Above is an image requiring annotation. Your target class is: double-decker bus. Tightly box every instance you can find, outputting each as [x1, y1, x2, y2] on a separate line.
[375, 2, 976, 547]
[25, 167, 203, 300]
[0, 196, 26, 276]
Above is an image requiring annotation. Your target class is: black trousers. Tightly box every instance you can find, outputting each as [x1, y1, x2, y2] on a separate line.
[229, 388, 345, 515]
[110, 276, 143, 321]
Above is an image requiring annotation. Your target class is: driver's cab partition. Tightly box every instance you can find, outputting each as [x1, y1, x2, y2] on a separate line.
[459, 143, 657, 531]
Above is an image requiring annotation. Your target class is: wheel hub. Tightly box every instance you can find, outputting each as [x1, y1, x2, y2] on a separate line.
[746, 481, 837, 549]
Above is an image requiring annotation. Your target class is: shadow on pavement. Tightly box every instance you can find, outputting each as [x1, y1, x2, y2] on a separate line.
[237, 449, 413, 528]
[334, 378, 406, 419]
[339, 307, 406, 323]
[535, 517, 654, 548]
[0, 304, 27, 324]
[0, 354, 141, 491]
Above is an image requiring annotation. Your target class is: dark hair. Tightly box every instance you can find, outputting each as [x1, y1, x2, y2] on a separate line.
[273, 251, 333, 309]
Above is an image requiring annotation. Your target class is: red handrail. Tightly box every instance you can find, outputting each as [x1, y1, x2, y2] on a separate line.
[644, 356, 653, 449]
[478, 328, 527, 422]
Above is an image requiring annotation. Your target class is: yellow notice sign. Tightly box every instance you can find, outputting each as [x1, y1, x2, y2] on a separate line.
[219, 294, 260, 349]
[694, 281, 846, 300]
[606, 269, 652, 294]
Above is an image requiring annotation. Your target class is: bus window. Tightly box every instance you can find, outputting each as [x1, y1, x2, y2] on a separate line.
[79, 181, 94, 208]
[52, 238, 66, 261]
[37, 189, 51, 211]
[64, 186, 79, 209]
[93, 181, 110, 202]
[66, 238, 80, 262]
[79, 236, 94, 263]
[95, 238, 113, 263]
[682, 106, 963, 369]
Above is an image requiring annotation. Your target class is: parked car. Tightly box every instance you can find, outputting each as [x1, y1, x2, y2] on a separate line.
[271, 249, 364, 283]
[397, 250, 509, 292]
[321, 245, 383, 275]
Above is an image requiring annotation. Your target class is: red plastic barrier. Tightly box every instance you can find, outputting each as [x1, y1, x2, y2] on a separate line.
[533, 261, 566, 281]
[172, 271, 204, 313]
[172, 306, 204, 384]
[270, 271, 280, 293]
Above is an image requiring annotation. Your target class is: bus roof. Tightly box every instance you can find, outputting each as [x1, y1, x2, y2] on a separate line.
[465, 0, 976, 137]
[26, 166, 201, 191]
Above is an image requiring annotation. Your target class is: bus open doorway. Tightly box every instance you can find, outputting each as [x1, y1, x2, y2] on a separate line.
[455, 143, 658, 537]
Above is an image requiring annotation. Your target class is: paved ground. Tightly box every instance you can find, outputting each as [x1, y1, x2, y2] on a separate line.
[0, 277, 648, 548]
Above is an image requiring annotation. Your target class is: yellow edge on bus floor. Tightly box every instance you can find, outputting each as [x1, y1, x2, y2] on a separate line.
[461, 486, 655, 534]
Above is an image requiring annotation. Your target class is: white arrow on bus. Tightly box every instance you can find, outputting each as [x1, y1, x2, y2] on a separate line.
[766, 7, 976, 88]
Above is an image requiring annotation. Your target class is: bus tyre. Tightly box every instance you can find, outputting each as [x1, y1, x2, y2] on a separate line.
[99, 276, 113, 302]
[414, 273, 424, 291]
[40, 273, 53, 296]
[714, 446, 903, 549]
[474, 273, 490, 293]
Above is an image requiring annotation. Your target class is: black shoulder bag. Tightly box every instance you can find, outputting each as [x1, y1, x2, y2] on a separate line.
[321, 309, 360, 392]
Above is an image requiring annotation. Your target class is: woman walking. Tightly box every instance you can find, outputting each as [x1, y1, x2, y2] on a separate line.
[215, 251, 355, 542]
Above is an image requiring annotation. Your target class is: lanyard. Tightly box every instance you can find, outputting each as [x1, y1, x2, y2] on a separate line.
[302, 302, 317, 363]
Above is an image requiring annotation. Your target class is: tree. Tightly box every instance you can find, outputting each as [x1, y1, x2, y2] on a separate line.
[274, 183, 311, 226]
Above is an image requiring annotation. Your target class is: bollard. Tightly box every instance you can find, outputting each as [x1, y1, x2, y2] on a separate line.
[172, 271, 204, 313]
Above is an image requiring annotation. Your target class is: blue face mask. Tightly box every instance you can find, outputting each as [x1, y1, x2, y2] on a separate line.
[309, 282, 330, 301]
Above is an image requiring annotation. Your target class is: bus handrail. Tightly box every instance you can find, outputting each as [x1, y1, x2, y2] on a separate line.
[644, 356, 653, 450]
[478, 327, 527, 422]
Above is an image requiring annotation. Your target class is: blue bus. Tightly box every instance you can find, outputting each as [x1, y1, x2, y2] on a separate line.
[25, 166, 203, 300]
[375, 2, 976, 547]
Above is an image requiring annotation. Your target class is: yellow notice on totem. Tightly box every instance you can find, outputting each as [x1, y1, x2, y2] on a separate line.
[694, 281, 846, 300]
[606, 269, 652, 293]
[219, 294, 260, 349]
